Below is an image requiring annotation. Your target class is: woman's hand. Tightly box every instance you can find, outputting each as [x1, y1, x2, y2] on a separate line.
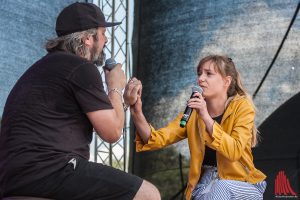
[123, 78, 149, 143]
[187, 92, 214, 134]
[130, 95, 143, 115]
[123, 77, 142, 106]
[187, 92, 209, 118]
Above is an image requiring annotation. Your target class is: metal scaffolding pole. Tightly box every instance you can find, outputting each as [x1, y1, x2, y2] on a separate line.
[91, 0, 131, 172]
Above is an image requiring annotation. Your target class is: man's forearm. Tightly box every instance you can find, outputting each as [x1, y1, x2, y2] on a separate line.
[108, 88, 125, 131]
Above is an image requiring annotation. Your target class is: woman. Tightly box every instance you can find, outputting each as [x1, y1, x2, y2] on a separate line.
[125, 55, 267, 200]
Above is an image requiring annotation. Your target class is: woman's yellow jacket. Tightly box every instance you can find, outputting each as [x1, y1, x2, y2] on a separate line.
[135, 94, 266, 199]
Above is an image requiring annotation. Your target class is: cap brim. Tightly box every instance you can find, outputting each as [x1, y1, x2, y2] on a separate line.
[104, 21, 122, 27]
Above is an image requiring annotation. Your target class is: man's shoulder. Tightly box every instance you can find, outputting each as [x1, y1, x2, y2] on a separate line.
[36, 51, 97, 75]
[46, 51, 89, 64]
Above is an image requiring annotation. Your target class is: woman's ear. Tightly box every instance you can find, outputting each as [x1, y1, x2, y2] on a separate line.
[224, 76, 232, 87]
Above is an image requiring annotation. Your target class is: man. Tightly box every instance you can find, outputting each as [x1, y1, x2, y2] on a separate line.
[0, 2, 160, 200]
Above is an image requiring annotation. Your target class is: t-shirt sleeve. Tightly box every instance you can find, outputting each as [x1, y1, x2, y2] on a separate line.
[68, 63, 113, 113]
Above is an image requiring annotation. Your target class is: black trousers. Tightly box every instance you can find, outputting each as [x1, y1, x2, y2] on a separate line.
[4, 157, 143, 200]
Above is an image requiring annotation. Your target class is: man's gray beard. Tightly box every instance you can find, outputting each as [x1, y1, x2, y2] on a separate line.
[90, 45, 105, 66]
[92, 51, 105, 66]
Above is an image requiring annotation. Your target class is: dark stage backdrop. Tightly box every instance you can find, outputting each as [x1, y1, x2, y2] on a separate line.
[132, 0, 300, 199]
[253, 92, 300, 199]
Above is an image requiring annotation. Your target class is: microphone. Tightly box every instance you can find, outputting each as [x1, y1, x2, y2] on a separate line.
[103, 58, 117, 71]
[179, 86, 203, 128]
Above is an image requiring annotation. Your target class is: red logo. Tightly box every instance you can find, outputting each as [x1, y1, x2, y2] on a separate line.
[274, 170, 298, 198]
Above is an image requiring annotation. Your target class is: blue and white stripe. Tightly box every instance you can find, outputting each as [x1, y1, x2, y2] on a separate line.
[192, 166, 267, 200]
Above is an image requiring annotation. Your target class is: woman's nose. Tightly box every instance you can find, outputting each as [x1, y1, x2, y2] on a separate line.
[198, 75, 204, 82]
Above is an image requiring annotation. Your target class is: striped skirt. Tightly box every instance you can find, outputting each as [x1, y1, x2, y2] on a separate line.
[192, 166, 267, 200]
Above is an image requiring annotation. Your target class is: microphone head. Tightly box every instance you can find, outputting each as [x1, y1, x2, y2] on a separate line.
[104, 58, 116, 70]
[192, 85, 203, 94]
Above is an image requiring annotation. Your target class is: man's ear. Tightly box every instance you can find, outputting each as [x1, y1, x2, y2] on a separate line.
[83, 35, 93, 47]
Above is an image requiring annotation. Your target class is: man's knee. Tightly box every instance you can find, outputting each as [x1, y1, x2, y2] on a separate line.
[134, 180, 161, 200]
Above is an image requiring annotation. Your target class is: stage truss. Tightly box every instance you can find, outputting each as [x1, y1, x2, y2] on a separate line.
[89, 0, 132, 172]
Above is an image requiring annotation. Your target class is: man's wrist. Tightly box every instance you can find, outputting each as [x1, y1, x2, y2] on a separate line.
[108, 88, 130, 112]
[108, 88, 122, 98]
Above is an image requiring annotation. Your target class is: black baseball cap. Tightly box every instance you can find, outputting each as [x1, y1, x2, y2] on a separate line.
[56, 2, 121, 37]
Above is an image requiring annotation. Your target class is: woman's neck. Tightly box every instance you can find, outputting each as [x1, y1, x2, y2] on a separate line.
[206, 95, 228, 118]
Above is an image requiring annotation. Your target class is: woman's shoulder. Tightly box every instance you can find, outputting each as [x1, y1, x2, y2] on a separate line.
[231, 94, 250, 102]
[230, 94, 255, 110]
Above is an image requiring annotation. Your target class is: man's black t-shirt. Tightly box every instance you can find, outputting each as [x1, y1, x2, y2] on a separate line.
[0, 51, 113, 193]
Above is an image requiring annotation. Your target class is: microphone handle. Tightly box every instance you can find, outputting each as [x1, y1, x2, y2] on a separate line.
[180, 107, 193, 127]
[179, 91, 198, 128]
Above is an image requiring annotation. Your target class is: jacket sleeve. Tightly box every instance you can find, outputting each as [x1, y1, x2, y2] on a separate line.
[209, 99, 255, 161]
[136, 113, 187, 152]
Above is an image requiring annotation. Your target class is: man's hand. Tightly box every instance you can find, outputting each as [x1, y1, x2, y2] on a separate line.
[123, 77, 142, 106]
[104, 63, 126, 91]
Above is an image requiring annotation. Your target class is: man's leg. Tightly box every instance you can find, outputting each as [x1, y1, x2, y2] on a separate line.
[133, 180, 161, 200]
[4, 157, 149, 200]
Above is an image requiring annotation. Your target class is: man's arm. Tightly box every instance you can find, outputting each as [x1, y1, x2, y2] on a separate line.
[87, 90, 124, 143]
[87, 64, 126, 143]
